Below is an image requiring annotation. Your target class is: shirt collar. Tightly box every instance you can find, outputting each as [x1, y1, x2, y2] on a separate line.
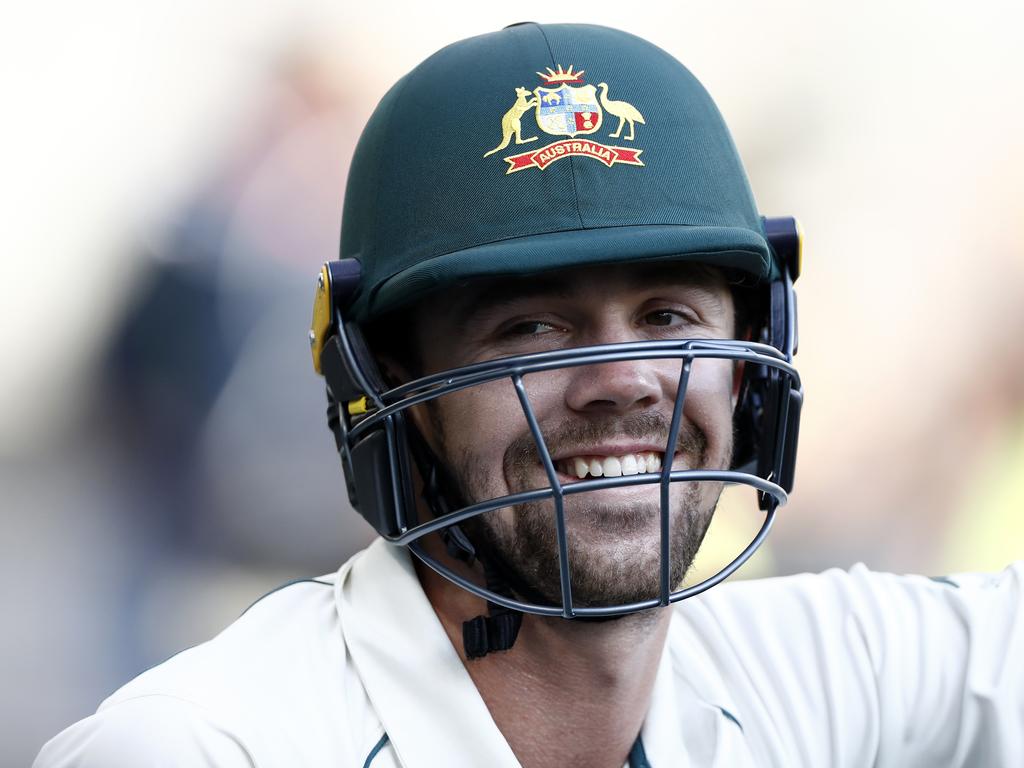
[636, 617, 693, 766]
[336, 539, 750, 767]
[336, 539, 521, 768]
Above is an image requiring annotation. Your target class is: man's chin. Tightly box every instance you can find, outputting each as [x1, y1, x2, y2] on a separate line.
[456, 476, 713, 610]
[499, 508, 693, 609]
[564, 494, 663, 535]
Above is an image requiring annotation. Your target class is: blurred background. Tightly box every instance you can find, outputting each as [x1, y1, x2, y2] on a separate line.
[3, 1, 1023, 763]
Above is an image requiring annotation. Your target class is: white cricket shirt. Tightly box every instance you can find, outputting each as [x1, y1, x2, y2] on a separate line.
[35, 539, 1024, 766]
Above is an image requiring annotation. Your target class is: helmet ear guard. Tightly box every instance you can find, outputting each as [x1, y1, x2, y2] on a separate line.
[732, 217, 803, 507]
[311, 259, 418, 538]
[763, 216, 802, 498]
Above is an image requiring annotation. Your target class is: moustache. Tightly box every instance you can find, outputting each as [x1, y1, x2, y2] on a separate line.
[503, 411, 708, 475]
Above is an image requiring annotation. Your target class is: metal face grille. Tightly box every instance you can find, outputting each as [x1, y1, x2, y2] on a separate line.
[348, 337, 801, 619]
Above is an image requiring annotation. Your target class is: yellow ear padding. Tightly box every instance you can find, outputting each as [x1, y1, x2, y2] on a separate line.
[347, 397, 369, 416]
[309, 264, 332, 375]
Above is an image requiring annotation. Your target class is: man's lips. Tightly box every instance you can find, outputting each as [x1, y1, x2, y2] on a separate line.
[559, 452, 662, 479]
[545, 443, 678, 479]
[545, 449, 691, 480]
[549, 443, 669, 462]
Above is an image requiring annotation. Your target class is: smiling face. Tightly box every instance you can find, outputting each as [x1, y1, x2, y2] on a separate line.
[399, 261, 742, 608]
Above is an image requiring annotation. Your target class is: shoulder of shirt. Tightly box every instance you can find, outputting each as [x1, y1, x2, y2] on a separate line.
[37, 559, 382, 766]
[34, 694, 256, 767]
[662, 560, 1024, 758]
[690, 559, 1024, 609]
[102, 574, 343, 712]
[669, 560, 1024, 674]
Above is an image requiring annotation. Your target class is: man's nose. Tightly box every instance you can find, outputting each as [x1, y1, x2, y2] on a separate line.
[563, 355, 665, 414]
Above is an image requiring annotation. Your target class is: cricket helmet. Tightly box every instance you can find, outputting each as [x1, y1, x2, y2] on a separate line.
[310, 23, 803, 645]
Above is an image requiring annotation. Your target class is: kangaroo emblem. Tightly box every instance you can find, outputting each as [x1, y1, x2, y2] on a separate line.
[483, 87, 539, 158]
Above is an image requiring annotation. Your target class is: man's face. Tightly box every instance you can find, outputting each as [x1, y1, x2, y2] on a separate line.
[405, 262, 741, 608]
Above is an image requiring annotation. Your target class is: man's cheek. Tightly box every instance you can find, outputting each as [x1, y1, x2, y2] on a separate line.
[684, 366, 736, 449]
[439, 392, 517, 489]
[449, 385, 515, 446]
[683, 365, 731, 411]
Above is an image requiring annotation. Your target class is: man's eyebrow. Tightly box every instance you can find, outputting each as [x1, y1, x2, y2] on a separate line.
[446, 264, 727, 325]
[450, 277, 574, 325]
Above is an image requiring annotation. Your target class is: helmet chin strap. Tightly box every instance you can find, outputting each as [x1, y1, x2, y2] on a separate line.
[461, 559, 525, 660]
[406, 429, 524, 660]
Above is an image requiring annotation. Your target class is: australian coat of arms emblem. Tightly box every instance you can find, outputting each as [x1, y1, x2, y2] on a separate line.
[483, 65, 645, 174]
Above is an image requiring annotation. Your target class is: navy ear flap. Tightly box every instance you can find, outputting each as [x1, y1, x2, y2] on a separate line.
[778, 386, 802, 495]
[321, 325, 410, 537]
[730, 217, 803, 509]
[311, 258, 422, 540]
[321, 335, 364, 403]
[341, 318, 389, 396]
[762, 216, 802, 283]
[347, 413, 408, 538]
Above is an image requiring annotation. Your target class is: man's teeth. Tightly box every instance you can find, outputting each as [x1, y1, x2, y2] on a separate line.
[562, 452, 663, 479]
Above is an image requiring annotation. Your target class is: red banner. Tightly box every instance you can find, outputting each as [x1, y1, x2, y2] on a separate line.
[504, 139, 644, 174]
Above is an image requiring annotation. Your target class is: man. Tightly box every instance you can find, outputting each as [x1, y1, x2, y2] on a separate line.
[37, 22, 1022, 768]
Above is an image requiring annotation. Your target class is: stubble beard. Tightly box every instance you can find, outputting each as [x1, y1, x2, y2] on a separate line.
[434, 409, 729, 609]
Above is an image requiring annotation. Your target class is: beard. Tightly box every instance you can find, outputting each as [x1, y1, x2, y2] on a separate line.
[433, 409, 729, 610]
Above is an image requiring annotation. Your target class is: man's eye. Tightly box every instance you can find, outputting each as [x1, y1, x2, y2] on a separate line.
[645, 310, 689, 327]
[504, 320, 557, 336]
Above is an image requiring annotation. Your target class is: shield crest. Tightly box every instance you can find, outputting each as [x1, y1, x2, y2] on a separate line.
[534, 84, 602, 137]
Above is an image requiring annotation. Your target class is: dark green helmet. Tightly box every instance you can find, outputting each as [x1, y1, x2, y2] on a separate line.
[339, 22, 787, 323]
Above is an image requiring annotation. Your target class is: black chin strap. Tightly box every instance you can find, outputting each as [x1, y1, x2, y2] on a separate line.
[462, 558, 524, 659]
[411, 434, 524, 660]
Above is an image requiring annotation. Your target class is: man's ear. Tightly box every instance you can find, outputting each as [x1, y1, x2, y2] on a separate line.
[376, 353, 411, 389]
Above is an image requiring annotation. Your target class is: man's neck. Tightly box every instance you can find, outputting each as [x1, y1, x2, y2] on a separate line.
[413, 545, 671, 768]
